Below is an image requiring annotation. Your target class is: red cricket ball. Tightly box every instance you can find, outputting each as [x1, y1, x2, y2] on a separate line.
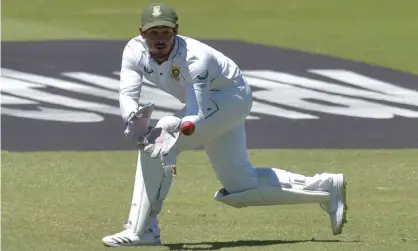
[181, 121, 195, 136]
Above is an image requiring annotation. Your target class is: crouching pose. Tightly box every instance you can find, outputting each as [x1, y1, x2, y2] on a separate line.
[102, 2, 347, 247]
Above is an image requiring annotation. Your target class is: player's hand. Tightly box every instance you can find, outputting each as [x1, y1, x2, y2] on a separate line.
[124, 102, 154, 142]
[139, 116, 181, 158]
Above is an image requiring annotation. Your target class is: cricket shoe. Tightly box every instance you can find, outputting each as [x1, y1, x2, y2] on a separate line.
[320, 173, 347, 235]
[102, 222, 161, 247]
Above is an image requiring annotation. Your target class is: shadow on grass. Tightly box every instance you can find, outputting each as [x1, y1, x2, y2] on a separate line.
[164, 238, 362, 250]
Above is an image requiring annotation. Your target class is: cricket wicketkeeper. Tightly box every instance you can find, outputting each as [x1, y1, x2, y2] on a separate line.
[102, 2, 348, 247]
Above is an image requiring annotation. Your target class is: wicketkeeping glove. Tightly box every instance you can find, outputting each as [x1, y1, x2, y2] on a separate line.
[124, 102, 154, 143]
[138, 115, 181, 159]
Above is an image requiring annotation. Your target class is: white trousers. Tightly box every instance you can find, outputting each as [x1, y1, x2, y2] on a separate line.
[174, 82, 257, 193]
[127, 78, 334, 235]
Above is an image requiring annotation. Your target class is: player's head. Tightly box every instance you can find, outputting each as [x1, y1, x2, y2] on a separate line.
[139, 3, 179, 62]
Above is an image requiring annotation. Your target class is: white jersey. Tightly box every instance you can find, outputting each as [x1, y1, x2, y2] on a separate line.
[119, 35, 248, 125]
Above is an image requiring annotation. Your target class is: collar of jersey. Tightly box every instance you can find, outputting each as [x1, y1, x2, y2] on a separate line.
[168, 36, 180, 60]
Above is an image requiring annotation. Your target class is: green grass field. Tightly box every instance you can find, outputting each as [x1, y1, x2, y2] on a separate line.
[3, 150, 418, 251]
[2, 0, 418, 250]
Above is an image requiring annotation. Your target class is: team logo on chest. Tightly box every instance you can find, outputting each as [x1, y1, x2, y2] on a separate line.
[171, 65, 180, 81]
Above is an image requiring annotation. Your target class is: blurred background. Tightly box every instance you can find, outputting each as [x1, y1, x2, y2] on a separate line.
[2, 0, 418, 73]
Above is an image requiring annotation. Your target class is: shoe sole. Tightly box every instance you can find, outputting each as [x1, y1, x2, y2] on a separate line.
[102, 240, 161, 247]
[333, 174, 347, 235]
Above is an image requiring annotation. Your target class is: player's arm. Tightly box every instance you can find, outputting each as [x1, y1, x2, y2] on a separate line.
[119, 45, 155, 141]
[119, 44, 144, 123]
[181, 55, 214, 134]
